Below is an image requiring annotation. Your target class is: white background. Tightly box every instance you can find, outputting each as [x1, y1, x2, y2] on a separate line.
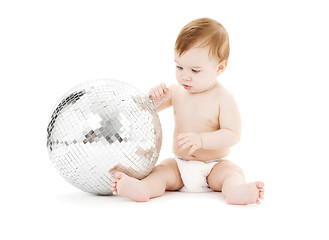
[1, 0, 328, 239]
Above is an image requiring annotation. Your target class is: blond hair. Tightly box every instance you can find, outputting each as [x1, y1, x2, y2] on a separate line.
[175, 18, 230, 63]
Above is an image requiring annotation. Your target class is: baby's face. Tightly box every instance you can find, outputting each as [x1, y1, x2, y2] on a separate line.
[174, 45, 224, 93]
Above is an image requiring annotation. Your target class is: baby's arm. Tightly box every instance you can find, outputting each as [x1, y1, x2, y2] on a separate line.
[200, 92, 242, 150]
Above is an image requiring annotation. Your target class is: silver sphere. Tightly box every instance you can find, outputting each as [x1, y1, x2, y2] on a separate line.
[47, 79, 162, 195]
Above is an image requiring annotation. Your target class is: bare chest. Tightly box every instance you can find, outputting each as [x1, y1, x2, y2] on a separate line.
[173, 91, 220, 132]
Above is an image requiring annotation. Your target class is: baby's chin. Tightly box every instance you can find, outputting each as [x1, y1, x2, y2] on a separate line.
[188, 87, 210, 94]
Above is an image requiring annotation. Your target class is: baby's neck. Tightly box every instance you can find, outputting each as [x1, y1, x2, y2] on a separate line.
[191, 81, 219, 94]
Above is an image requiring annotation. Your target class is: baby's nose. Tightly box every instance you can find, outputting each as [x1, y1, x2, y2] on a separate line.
[182, 74, 192, 81]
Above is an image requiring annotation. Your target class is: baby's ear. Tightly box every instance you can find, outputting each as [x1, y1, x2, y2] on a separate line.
[217, 61, 227, 73]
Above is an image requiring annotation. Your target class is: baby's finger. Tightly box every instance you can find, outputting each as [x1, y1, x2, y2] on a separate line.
[160, 83, 168, 93]
[160, 85, 168, 96]
[155, 86, 164, 99]
[109, 165, 119, 173]
[177, 137, 190, 148]
[150, 88, 160, 100]
[176, 134, 186, 141]
[148, 89, 155, 99]
[176, 135, 185, 144]
[179, 141, 192, 152]
[188, 145, 197, 155]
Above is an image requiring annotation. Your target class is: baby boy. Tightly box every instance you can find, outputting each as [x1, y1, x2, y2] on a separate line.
[110, 18, 264, 205]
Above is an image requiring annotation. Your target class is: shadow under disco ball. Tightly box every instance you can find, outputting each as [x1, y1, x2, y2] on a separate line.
[46, 79, 162, 195]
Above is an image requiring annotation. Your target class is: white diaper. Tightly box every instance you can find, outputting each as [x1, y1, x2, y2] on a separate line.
[174, 155, 224, 193]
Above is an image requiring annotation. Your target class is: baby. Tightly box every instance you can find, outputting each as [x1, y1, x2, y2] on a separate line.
[110, 18, 264, 205]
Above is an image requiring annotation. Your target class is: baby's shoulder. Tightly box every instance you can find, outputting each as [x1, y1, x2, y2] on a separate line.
[214, 83, 234, 101]
[215, 85, 240, 112]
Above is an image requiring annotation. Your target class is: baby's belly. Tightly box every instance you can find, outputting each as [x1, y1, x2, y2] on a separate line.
[172, 139, 230, 161]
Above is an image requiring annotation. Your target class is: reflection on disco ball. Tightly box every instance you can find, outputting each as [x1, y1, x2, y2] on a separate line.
[46, 79, 162, 195]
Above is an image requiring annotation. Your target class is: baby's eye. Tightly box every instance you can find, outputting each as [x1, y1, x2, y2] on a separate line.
[192, 69, 200, 73]
[176, 66, 183, 70]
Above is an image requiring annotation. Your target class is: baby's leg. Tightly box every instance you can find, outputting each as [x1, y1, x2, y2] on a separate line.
[207, 160, 264, 205]
[109, 158, 183, 202]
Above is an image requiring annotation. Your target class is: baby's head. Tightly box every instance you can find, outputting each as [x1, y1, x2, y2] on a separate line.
[175, 17, 230, 64]
[174, 18, 230, 93]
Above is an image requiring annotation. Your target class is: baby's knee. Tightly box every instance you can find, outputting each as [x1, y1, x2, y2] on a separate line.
[221, 162, 245, 178]
[230, 165, 244, 176]
[152, 164, 169, 173]
[156, 159, 183, 190]
[157, 158, 178, 172]
[150, 163, 173, 179]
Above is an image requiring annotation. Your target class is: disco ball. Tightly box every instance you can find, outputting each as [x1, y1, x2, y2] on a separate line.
[47, 79, 162, 195]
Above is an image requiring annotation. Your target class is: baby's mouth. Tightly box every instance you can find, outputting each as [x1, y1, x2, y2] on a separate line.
[183, 84, 192, 90]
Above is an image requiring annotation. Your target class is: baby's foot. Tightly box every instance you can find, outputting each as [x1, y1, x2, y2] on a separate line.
[110, 171, 150, 202]
[225, 181, 265, 205]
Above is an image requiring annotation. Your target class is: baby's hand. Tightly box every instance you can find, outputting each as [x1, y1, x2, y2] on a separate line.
[176, 133, 203, 156]
[148, 83, 170, 107]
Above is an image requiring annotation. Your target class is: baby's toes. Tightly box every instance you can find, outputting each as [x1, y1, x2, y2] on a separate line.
[256, 181, 264, 189]
[259, 189, 265, 199]
[112, 185, 118, 195]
